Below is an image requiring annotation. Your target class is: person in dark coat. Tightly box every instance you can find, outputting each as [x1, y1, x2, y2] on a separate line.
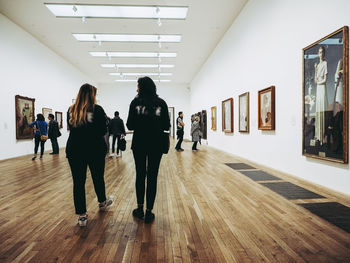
[29, 114, 48, 160]
[191, 116, 201, 151]
[66, 83, 113, 227]
[126, 76, 170, 223]
[109, 111, 126, 157]
[48, 113, 61, 154]
[175, 111, 185, 151]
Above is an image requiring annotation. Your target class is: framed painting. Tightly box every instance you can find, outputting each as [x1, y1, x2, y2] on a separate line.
[222, 98, 233, 133]
[211, 106, 217, 130]
[239, 92, 250, 132]
[15, 95, 35, 140]
[303, 26, 348, 163]
[258, 86, 275, 130]
[55, 111, 63, 129]
[42, 108, 53, 123]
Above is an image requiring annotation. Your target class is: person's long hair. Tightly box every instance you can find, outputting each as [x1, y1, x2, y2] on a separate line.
[138, 77, 157, 98]
[36, 114, 45, 122]
[69, 83, 97, 127]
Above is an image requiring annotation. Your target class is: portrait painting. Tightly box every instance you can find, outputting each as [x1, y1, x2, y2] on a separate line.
[55, 111, 63, 129]
[211, 106, 217, 130]
[239, 92, 249, 132]
[42, 108, 53, 123]
[303, 26, 348, 163]
[222, 98, 233, 133]
[258, 86, 275, 130]
[15, 95, 35, 140]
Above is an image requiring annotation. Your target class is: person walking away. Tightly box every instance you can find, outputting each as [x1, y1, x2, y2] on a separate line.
[48, 113, 61, 154]
[29, 114, 48, 160]
[191, 116, 201, 151]
[175, 111, 184, 151]
[66, 83, 113, 227]
[127, 76, 170, 223]
[109, 111, 126, 158]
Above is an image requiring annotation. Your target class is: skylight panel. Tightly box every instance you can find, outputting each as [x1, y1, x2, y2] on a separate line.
[90, 52, 177, 58]
[73, 34, 181, 42]
[101, 64, 175, 68]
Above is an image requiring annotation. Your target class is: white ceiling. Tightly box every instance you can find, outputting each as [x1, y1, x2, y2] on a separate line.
[0, 0, 247, 85]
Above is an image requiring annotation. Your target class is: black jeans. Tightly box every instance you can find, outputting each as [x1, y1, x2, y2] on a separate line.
[192, 141, 198, 150]
[112, 135, 121, 154]
[68, 155, 107, 214]
[34, 134, 45, 156]
[175, 130, 184, 150]
[50, 137, 59, 153]
[132, 150, 163, 210]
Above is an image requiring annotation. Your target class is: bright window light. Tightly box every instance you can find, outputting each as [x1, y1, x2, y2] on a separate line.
[45, 4, 188, 19]
[90, 52, 177, 58]
[110, 73, 172, 76]
[73, 34, 181, 42]
[101, 64, 174, 68]
[116, 79, 171, 82]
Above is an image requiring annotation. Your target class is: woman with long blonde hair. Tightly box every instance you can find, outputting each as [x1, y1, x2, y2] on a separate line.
[66, 83, 113, 227]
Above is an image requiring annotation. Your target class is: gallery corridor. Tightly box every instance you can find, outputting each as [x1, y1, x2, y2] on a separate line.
[1, 140, 350, 263]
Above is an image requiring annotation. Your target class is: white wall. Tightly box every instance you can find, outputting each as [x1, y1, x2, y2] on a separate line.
[97, 82, 191, 140]
[190, 0, 350, 195]
[0, 14, 93, 160]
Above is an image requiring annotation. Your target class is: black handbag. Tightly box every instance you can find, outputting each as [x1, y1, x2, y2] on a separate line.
[119, 136, 126, 151]
[162, 132, 170, 154]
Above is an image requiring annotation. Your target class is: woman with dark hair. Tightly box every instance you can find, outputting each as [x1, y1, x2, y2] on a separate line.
[127, 76, 170, 223]
[66, 83, 113, 227]
[29, 113, 48, 160]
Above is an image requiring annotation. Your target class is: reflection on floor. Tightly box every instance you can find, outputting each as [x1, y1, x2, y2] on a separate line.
[0, 141, 350, 262]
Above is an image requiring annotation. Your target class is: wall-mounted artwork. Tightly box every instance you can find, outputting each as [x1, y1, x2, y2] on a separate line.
[222, 98, 233, 133]
[211, 106, 217, 130]
[55, 111, 63, 129]
[42, 108, 52, 123]
[303, 26, 348, 163]
[239, 92, 250, 132]
[15, 95, 35, 140]
[201, 110, 207, 139]
[258, 86, 275, 130]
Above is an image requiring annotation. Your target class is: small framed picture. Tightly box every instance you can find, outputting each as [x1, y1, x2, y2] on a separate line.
[55, 111, 63, 129]
[42, 108, 53, 123]
[258, 86, 275, 130]
[222, 98, 233, 133]
[211, 106, 217, 130]
[239, 92, 249, 132]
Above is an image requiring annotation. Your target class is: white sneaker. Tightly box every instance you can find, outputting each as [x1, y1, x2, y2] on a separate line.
[116, 154, 121, 158]
[109, 153, 114, 158]
[78, 214, 88, 227]
[99, 195, 114, 211]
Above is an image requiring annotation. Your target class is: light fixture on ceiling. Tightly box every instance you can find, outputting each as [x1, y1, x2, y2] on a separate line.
[45, 4, 188, 19]
[157, 17, 162, 27]
[101, 64, 175, 68]
[73, 34, 181, 43]
[90, 52, 177, 58]
[116, 79, 171, 82]
[98, 40, 102, 46]
[109, 72, 172, 76]
[82, 16, 86, 23]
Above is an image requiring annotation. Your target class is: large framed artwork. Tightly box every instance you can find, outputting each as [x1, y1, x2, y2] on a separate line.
[303, 26, 348, 163]
[211, 106, 217, 130]
[42, 108, 53, 123]
[15, 95, 35, 140]
[239, 92, 250, 132]
[55, 111, 63, 129]
[201, 110, 207, 139]
[258, 86, 275, 130]
[222, 98, 233, 133]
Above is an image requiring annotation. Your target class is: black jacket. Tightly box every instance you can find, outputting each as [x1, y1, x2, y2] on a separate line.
[126, 95, 170, 152]
[48, 120, 60, 139]
[109, 117, 126, 136]
[66, 104, 107, 158]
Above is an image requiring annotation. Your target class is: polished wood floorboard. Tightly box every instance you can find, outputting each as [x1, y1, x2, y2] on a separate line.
[1, 140, 350, 262]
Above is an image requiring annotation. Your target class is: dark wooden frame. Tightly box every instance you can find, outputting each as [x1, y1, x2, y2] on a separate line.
[222, 98, 233, 133]
[55, 111, 63, 129]
[239, 92, 250, 132]
[302, 26, 348, 163]
[15, 95, 35, 140]
[258, 86, 275, 130]
[211, 106, 217, 131]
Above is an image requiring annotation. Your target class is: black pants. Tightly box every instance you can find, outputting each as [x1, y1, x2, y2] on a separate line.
[132, 150, 163, 210]
[50, 137, 59, 153]
[34, 134, 45, 156]
[68, 155, 107, 214]
[175, 130, 184, 150]
[112, 135, 121, 154]
[192, 141, 198, 150]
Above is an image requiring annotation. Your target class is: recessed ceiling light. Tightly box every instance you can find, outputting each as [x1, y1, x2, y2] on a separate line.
[90, 52, 177, 58]
[101, 64, 175, 68]
[110, 73, 172, 76]
[116, 79, 171, 82]
[45, 4, 188, 19]
[73, 34, 181, 42]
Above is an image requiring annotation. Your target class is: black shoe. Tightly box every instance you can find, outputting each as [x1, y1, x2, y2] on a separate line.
[40, 155, 43, 159]
[49, 152, 54, 155]
[144, 210, 155, 224]
[180, 148, 184, 151]
[132, 208, 144, 220]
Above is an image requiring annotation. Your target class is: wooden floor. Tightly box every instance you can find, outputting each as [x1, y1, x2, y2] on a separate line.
[1, 140, 350, 263]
